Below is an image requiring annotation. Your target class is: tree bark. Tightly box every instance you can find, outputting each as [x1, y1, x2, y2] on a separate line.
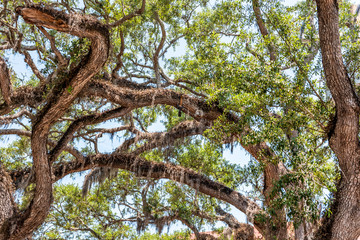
[263, 164, 288, 240]
[0, 56, 12, 105]
[316, 0, 360, 239]
[0, 167, 15, 240]
[52, 152, 267, 235]
[0, 5, 110, 239]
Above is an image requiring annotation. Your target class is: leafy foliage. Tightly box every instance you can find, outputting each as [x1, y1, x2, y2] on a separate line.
[1, 0, 359, 239]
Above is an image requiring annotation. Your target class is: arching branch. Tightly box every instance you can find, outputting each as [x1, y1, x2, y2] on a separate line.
[128, 120, 210, 155]
[49, 107, 131, 163]
[3, 5, 110, 239]
[52, 152, 266, 234]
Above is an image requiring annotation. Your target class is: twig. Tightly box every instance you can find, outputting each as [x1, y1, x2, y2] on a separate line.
[109, 0, 146, 27]
[37, 26, 66, 66]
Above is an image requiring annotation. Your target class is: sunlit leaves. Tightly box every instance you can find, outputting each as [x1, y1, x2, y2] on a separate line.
[2, 0, 357, 238]
[0, 136, 32, 170]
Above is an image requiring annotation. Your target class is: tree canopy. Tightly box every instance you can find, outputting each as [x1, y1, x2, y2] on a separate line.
[0, 0, 359, 239]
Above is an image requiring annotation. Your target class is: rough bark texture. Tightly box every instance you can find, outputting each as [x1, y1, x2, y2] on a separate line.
[233, 224, 255, 240]
[2, 1, 359, 239]
[51, 153, 266, 231]
[86, 80, 288, 239]
[0, 76, 284, 239]
[0, 5, 110, 239]
[294, 219, 315, 240]
[316, 0, 360, 239]
[0, 57, 12, 105]
[0, 168, 15, 240]
[263, 168, 288, 240]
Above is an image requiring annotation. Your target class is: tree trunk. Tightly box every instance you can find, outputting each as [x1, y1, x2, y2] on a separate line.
[316, 0, 360, 239]
[295, 221, 315, 240]
[330, 175, 360, 239]
[263, 164, 288, 240]
[0, 167, 16, 240]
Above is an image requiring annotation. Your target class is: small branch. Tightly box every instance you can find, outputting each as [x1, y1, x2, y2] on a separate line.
[0, 42, 11, 50]
[68, 227, 102, 240]
[112, 30, 125, 78]
[109, 0, 146, 27]
[0, 129, 84, 161]
[0, 109, 33, 125]
[22, 50, 46, 83]
[252, 0, 276, 61]
[153, 12, 166, 87]
[159, 34, 184, 58]
[116, 120, 206, 153]
[37, 26, 66, 66]
[215, 206, 242, 229]
[49, 107, 131, 163]
[246, 40, 266, 63]
[82, 125, 138, 135]
[159, 68, 207, 98]
[215, 31, 240, 37]
[0, 0, 9, 17]
[129, 121, 210, 155]
[178, 218, 201, 239]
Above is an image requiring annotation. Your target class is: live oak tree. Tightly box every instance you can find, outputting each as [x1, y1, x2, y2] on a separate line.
[0, 0, 359, 239]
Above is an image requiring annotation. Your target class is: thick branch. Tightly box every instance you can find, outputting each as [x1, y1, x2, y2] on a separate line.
[0, 57, 12, 105]
[86, 80, 220, 121]
[52, 153, 266, 233]
[315, 1, 360, 239]
[129, 120, 210, 155]
[0, 85, 44, 116]
[0, 167, 15, 240]
[1, 78, 278, 169]
[8, 5, 110, 239]
[316, 0, 360, 173]
[86, 80, 285, 198]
